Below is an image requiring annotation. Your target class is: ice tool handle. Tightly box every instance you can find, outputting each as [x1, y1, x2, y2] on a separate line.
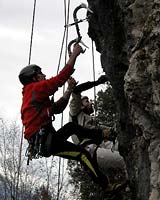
[68, 3, 93, 56]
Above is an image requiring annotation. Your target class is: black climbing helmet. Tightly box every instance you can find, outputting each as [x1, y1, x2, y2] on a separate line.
[19, 64, 41, 85]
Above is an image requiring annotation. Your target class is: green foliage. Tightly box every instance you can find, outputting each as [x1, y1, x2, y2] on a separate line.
[96, 85, 118, 127]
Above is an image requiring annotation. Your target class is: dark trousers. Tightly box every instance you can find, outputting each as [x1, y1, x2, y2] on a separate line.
[41, 122, 108, 189]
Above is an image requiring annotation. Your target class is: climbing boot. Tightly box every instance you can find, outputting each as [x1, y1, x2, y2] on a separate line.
[104, 180, 129, 198]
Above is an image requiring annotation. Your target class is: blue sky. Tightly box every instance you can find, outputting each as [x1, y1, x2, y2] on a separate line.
[0, 0, 103, 128]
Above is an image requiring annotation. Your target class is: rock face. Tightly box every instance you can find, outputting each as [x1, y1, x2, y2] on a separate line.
[87, 0, 160, 199]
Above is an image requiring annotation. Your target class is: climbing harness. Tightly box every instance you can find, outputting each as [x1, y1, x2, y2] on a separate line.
[25, 128, 45, 165]
[67, 3, 93, 56]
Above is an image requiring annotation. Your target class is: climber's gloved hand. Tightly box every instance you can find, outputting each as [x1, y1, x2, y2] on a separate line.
[103, 127, 117, 143]
[67, 77, 78, 92]
[97, 75, 108, 84]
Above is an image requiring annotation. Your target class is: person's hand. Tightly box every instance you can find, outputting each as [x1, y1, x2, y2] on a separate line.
[66, 43, 83, 67]
[97, 75, 108, 84]
[72, 43, 83, 57]
[67, 77, 78, 91]
[103, 127, 117, 143]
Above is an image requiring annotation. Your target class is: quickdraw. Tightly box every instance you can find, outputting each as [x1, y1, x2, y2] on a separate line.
[67, 3, 93, 56]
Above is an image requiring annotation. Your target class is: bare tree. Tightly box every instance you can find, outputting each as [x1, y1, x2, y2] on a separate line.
[0, 117, 70, 199]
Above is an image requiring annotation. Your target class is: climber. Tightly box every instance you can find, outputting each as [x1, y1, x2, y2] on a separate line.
[69, 75, 127, 176]
[18, 43, 127, 194]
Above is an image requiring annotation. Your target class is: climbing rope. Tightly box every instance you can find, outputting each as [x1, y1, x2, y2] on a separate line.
[56, 0, 68, 74]
[56, 1, 71, 199]
[56, 3, 95, 199]
[17, 0, 37, 196]
[17, 1, 37, 199]
[28, 0, 37, 65]
[91, 40, 97, 117]
[16, 125, 24, 199]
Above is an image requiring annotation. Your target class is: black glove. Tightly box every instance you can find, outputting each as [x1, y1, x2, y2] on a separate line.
[73, 75, 108, 94]
[73, 81, 96, 94]
[97, 75, 108, 84]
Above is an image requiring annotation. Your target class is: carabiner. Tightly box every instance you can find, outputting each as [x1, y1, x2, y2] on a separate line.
[67, 3, 93, 56]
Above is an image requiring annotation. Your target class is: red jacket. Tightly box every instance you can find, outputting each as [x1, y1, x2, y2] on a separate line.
[21, 64, 74, 140]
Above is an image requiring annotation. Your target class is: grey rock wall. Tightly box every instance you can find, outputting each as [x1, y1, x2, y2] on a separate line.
[87, 0, 160, 199]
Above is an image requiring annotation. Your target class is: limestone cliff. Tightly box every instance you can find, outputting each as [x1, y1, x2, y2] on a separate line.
[87, 0, 160, 199]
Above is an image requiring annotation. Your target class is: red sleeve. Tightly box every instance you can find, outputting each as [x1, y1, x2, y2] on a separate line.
[33, 64, 74, 101]
[52, 64, 74, 87]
